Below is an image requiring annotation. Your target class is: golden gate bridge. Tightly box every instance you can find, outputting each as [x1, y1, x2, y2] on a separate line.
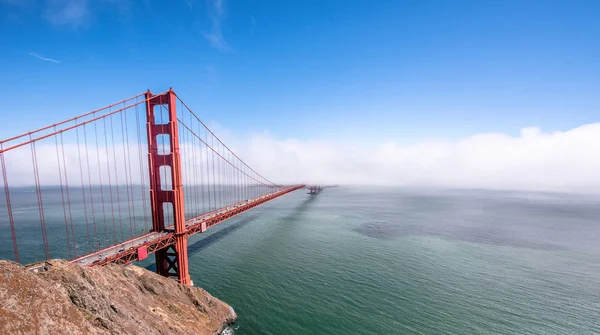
[0, 89, 323, 285]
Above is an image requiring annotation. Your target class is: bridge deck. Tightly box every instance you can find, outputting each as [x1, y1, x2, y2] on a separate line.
[69, 185, 305, 267]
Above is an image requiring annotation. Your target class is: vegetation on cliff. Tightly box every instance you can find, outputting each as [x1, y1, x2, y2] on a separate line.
[0, 260, 236, 335]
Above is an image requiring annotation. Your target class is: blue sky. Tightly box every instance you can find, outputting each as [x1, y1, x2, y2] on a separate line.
[0, 0, 599, 143]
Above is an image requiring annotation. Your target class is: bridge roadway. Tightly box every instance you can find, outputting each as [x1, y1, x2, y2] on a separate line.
[62, 185, 305, 268]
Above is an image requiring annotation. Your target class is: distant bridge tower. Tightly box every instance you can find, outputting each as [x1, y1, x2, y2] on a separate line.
[307, 185, 323, 195]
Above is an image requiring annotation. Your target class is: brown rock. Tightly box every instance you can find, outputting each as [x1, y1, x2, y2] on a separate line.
[0, 260, 237, 335]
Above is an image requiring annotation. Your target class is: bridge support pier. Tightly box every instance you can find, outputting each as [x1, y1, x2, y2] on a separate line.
[146, 89, 191, 285]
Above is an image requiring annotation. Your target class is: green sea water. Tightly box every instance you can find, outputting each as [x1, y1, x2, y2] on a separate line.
[2, 186, 600, 334]
[180, 187, 600, 334]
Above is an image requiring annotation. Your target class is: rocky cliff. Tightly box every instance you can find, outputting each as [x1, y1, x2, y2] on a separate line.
[0, 260, 237, 335]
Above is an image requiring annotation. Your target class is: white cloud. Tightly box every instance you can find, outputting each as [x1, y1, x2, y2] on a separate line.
[4, 0, 132, 28]
[203, 0, 228, 50]
[44, 0, 89, 27]
[28, 52, 60, 63]
[227, 123, 600, 193]
[3, 123, 600, 193]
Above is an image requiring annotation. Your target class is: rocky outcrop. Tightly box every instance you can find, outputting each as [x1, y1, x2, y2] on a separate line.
[0, 260, 236, 335]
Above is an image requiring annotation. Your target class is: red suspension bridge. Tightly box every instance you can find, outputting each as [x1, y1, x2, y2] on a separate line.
[0, 89, 310, 285]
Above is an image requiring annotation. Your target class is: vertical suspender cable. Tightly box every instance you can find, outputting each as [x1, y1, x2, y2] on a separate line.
[54, 129, 72, 259]
[124, 105, 138, 236]
[95, 117, 108, 245]
[135, 100, 149, 233]
[120, 109, 134, 239]
[103, 117, 117, 244]
[1, 147, 19, 262]
[30, 139, 50, 259]
[83, 124, 98, 249]
[110, 115, 124, 241]
[60, 133, 77, 256]
[75, 123, 92, 253]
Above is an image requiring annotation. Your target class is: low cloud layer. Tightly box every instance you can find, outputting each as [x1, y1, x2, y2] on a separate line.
[233, 123, 600, 193]
[2, 123, 600, 193]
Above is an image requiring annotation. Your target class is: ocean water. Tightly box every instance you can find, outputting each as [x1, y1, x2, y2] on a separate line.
[3, 186, 600, 334]
[181, 187, 600, 334]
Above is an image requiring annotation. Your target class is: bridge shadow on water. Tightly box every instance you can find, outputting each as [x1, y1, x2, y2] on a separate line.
[145, 195, 318, 271]
[187, 195, 318, 254]
[187, 214, 261, 257]
[282, 195, 317, 224]
[144, 214, 260, 271]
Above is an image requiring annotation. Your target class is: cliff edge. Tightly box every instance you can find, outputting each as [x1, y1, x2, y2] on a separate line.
[0, 260, 237, 335]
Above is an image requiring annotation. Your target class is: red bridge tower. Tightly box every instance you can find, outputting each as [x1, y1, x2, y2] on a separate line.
[145, 89, 190, 285]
